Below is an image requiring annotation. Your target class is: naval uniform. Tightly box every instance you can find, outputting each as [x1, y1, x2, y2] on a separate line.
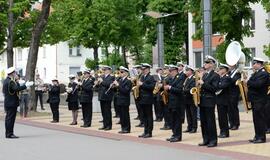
[216, 75, 231, 137]
[247, 68, 269, 142]
[3, 77, 26, 137]
[199, 70, 220, 146]
[98, 74, 115, 129]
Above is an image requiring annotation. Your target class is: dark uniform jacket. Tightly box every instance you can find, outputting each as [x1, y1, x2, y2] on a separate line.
[138, 73, 155, 105]
[115, 77, 132, 106]
[2, 77, 26, 108]
[48, 85, 60, 104]
[80, 77, 94, 103]
[98, 74, 115, 101]
[229, 69, 241, 97]
[183, 76, 195, 105]
[216, 75, 232, 105]
[247, 68, 269, 103]
[168, 73, 184, 109]
[66, 82, 79, 103]
[200, 70, 220, 107]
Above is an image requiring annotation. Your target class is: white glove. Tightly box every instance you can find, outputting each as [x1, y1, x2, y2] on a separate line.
[19, 80, 25, 86]
[66, 87, 72, 93]
[25, 81, 34, 87]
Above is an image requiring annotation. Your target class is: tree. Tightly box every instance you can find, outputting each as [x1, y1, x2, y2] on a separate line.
[25, 0, 51, 111]
[0, 0, 7, 53]
[189, 0, 260, 63]
[147, 0, 189, 64]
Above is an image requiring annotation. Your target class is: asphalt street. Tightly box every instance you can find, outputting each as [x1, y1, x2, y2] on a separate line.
[0, 122, 232, 160]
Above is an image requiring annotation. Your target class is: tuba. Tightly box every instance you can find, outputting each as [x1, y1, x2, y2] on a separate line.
[190, 70, 201, 107]
[225, 41, 251, 112]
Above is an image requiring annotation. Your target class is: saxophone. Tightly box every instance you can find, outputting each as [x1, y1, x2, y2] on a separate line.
[153, 81, 162, 94]
[190, 70, 201, 107]
[160, 76, 169, 105]
[132, 75, 140, 99]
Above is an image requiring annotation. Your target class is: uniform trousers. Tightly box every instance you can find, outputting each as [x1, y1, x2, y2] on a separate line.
[81, 102, 92, 126]
[100, 100, 112, 128]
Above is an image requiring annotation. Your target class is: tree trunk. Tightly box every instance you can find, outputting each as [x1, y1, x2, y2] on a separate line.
[7, 0, 14, 68]
[122, 46, 128, 68]
[185, 34, 189, 65]
[93, 46, 98, 62]
[105, 45, 109, 58]
[25, 0, 51, 111]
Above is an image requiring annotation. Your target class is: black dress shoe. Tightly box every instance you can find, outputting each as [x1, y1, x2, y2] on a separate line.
[198, 142, 208, 146]
[218, 134, 229, 138]
[119, 130, 130, 134]
[183, 129, 191, 133]
[253, 139, 266, 143]
[143, 133, 152, 138]
[266, 129, 270, 134]
[70, 122, 78, 125]
[50, 120, 59, 123]
[6, 134, 19, 139]
[138, 133, 146, 138]
[189, 129, 197, 133]
[166, 137, 174, 141]
[207, 143, 217, 147]
[248, 138, 256, 143]
[104, 127, 112, 131]
[230, 126, 239, 130]
[41, 108, 45, 110]
[99, 127, 106, 130]
[170, 137, 181, 142]
[99, 120, 103, 123]
[116, 121, 121, 124]
[80, 124, 91, 128]
[160, 126, 171, 130]
[135, 123, 144, 127]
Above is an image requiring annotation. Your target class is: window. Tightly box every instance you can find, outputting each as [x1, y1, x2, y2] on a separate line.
[43, 68, 46, 79]
[18, 48, 22, 61]
[76, 46, 81, 56]
[69, 47, 73, 56]
[69, 66, 80, 75]
[69, 46, 82, 57]
[43, 46, 46, 58]
[243, 10, 255, 30]
[245, 48, 256, 67]
[194, 51, 202, 68]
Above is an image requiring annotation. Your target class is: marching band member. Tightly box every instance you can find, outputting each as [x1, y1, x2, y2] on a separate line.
[228, 65, 241, 130]
[198, 56, 219, 147]
[47, 78, 60, 123]
[160, 64, 172, 130]
[183, 65, 197, 133]
[153, 67, 163, 122]
[216, 64, 231, 138]
[79, 70, 94, 128]
[3, 67, 33, 138]
[177, 62, 187, 123]
[247, 57, 269, 143]
[113, 66, 132, 133]
[165, 65, 184, 142]
[97, 66, 115, 131]
[138, 63, 156, 138]
[66, 74, 79, 125]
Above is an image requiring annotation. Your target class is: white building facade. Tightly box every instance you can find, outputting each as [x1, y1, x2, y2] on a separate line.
[0, 42, 102, 84]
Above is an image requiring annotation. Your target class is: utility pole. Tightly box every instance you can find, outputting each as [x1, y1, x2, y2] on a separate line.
[203, 0, 212, 57]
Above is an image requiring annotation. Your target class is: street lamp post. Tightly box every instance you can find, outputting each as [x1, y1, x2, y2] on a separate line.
[203, 0, 212, 57]
[144, 11, 178, 68]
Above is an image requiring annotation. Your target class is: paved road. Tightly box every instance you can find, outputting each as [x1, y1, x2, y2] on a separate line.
[0, 122, 231, 160]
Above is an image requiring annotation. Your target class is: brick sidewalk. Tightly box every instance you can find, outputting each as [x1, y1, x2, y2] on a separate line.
[1, 104, 270, 160]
